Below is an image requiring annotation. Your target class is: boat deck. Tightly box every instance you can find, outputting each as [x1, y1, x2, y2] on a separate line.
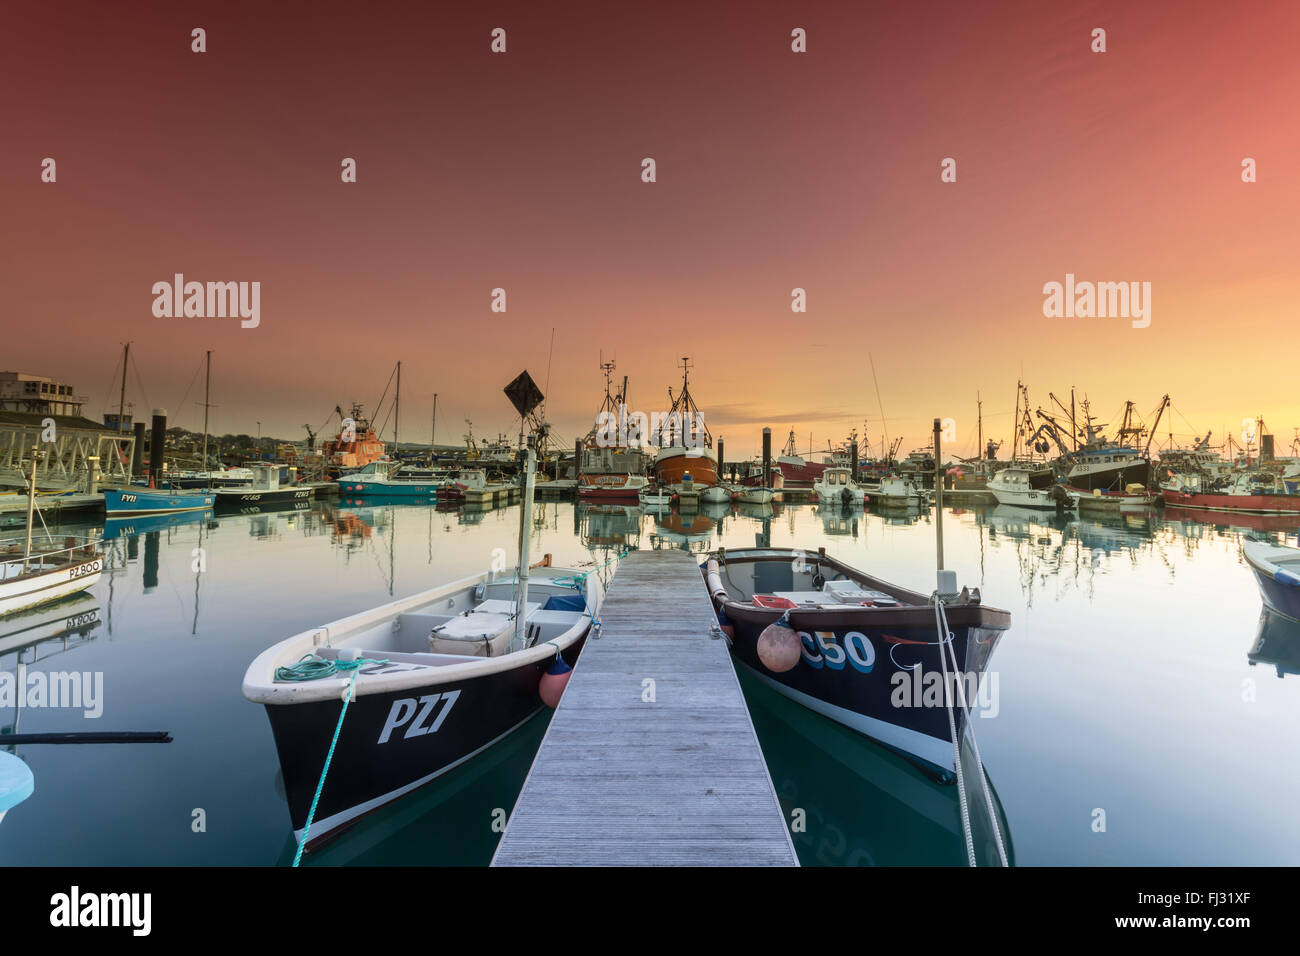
[491, 549, 797, 866]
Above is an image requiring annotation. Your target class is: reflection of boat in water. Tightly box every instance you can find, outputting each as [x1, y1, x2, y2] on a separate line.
[1249, 608, 1300, 678]
[0, 593, 101, 657]
[649, 508, 715, 551]
[737, 665, 1012, 865]
[103, 509, 213, 539]
[1162, 505, 1299, 535]
[577, 504, 643, 549]
[818, 508, 860, 537]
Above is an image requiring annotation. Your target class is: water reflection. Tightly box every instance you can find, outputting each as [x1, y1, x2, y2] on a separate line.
[1249, 609, 1300, 678]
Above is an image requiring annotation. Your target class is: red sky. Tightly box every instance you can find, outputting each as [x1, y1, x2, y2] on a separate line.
[2, 0, 1297, 460]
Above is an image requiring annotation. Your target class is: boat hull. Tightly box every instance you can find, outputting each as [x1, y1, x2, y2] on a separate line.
[265, 635, 585, 846]
[335, 479, 440, 497]
[707, 550, 1010, 776]
[214, 487, 315, 513]
[103, 489, 215, 516]
[578, 475, 648, 501]
[723, 609, 1003, 776]
[1161, 488, 1300, 515]
[654, 448, 719, 489]
[0, 557, 103, 616]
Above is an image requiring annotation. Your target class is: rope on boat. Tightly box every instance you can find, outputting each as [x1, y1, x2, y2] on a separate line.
[553, 549, 629, 639]
[932, 595, 1009, 867]
[550, 548, 630, 589]
[282, 653, 389, 867]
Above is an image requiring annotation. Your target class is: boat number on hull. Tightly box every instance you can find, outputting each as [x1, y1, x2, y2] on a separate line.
[120, 494, 138, 502]
[378, 689, 461, 744]
[798, 631, 875, 673]
[69, 560, 103, 579]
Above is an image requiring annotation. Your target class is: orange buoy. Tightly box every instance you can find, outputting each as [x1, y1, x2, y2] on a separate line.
[538, 657, 572, 708]
[757, 617, 802, 672]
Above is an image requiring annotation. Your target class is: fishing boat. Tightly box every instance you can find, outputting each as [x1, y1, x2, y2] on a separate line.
[335, 459, 440, 498]
[577, 362, 654, 501]
[243, 560, 601, 848]
[653, 358, 719, 492]
[700, 484, 732, 503]
[578, 472, 649, 501]
[770, 430, 828, 489]
[870, 475, 924, 507]
[705, 547, 1010, 777]
[987, 466, 1069, 510]
[245, 370, 601, 851]
[813, 467, 864, 508]
[638, 484, 673, 507]
[2, 456, 103, 616]
[735, 486, 775, 505]
[103, 487, 215, 516]
[1242, 541, 1300, 623]
[321, 403, 387, 475]
[214, 464, 315, 512]
[1162, 472, 1300, 515]
[0, 537, 103, 616]
[1067, 484, 1159, 513]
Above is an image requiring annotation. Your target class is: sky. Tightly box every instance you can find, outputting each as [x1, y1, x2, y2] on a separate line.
[3, 0, 1298, 460]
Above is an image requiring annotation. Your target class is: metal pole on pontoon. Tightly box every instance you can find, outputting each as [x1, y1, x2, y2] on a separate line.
[513, 440, 536, 649]
[933, 418, 944, 572]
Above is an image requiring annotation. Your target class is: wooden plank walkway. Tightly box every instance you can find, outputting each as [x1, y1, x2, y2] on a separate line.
[492, 549, 798, 866]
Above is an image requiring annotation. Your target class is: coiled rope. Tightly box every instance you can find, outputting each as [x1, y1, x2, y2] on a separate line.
[279, 653, 389, 867]
[932, 595, 1009, 867]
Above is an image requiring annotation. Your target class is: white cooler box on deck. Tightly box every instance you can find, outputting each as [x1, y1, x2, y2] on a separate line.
[428, 600, 541, 657]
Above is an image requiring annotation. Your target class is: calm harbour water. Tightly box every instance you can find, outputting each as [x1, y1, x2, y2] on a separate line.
[2, 496, 1297, 866]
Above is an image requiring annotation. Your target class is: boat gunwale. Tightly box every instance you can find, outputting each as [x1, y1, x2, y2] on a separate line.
[242, 567, 599, 704]
[706, 547, 1012, 630]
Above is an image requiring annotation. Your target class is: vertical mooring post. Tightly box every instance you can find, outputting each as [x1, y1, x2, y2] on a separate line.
[717, 437, 725, 482]
[762, 427, 772, 488]
[131, 421, 146, 476]
[933, 417, 944, 572]
[149, 409, 168, 486]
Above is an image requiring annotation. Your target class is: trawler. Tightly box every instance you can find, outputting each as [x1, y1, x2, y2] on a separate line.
[578, 361, 653, 501]
[321, 404, 386, 475]
[652, 358, 719, 492]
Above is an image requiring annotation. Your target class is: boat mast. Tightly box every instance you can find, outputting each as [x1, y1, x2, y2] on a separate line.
[117, 342, 130, 433]
[22, 445, 38, 571]
[201, 350, 211, 475]
[431, 392, 438, 460]
[394, 361, 401, 451]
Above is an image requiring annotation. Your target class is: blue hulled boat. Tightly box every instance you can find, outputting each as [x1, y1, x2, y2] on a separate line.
[335, 459, 441, 498]
[1243, 541, 1300, 623]
[104, 488, 215, 516]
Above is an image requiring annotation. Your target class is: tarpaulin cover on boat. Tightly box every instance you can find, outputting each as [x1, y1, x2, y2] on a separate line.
[543, 593, 587, 612]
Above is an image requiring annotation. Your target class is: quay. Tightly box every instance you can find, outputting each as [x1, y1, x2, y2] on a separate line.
[492, 549, 798, 866]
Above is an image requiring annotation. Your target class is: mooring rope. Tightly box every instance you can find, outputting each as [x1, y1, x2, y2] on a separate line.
[932, 598, 977, 867]
[932, 595, 1009, 867]
[279, 653, 389, 867]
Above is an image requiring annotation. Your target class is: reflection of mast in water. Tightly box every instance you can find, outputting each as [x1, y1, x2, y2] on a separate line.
[192, 518, 204, 635]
